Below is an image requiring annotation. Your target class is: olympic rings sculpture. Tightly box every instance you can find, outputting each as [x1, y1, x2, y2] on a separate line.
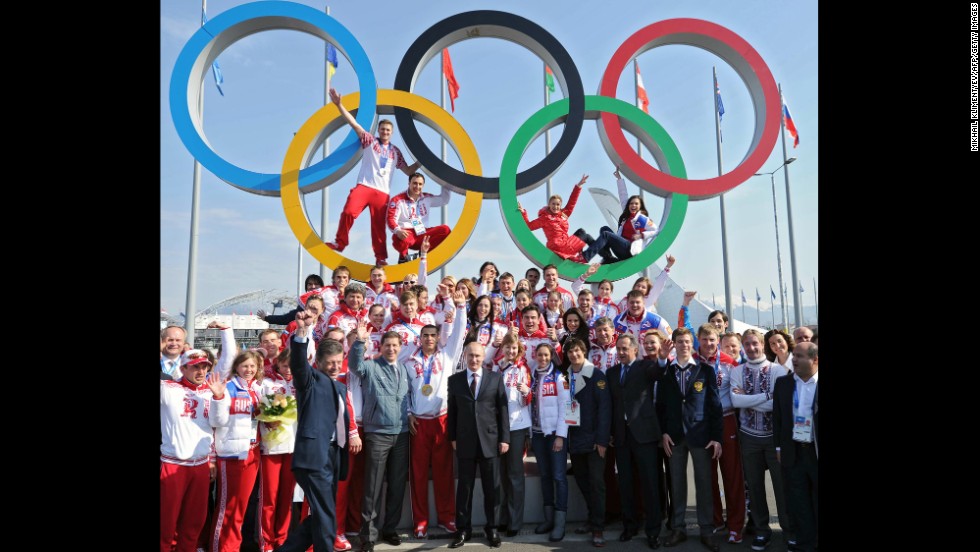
[169, 2, 780, 282]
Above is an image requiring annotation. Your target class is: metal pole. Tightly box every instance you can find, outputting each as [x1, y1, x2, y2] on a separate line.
[756, 296, 760, 327]
[780, 84, 803, 329]
[184, 0, 208, 347]
[320, 4, 331, 281]
[741, 298, 746, 326]
[635, 59, 650, 282]
[770, 173, 789, 332]
[813, 276, 818, 322]
[439, 51, 447, 280]
[544, 62, 552, 200]
[297, 243, 303, 298]
[714, 67, 733, 317]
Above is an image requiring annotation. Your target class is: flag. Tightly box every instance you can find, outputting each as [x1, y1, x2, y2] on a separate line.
[715, 79, 725, 121]
[741, 290, 747, 303]
[770, 286, 776, 300]
[326, 44, 339, 80]
[201, 8, 225, 96]
[545, 66, 555, 93]
[782, 101, 800, 147]
[756, 288, 761, 302]
[635, 64, 650, 114]
[442, 49, 460, 112]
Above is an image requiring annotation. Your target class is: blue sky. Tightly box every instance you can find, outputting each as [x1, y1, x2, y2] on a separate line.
[161, 0, 818, 319]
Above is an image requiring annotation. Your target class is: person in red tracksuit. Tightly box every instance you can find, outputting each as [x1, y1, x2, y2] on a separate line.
[257, 348, 297, 552]
[325, 87, 421, 265]
[387, 172, 451, 264]
[518, 175, 610, 264]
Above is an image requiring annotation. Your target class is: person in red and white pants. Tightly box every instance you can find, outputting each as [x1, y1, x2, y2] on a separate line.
[160, 351, 230, 552]
[257, 348, 298, 552]
[326, 88, 421, 265]
[387, 172, 451, 264]
[405, 294, 467, 538]
[210, 350, 265, 552]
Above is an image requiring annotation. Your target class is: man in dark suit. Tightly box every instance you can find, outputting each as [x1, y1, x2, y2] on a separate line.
[447, 341, 511, 549]
[277, 310, 352, 552]
[773, 342, 818, 552]
[659, 327, 723, 552]
[607, 333, 667, 549]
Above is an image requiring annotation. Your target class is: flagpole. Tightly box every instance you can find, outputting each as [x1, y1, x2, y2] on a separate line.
[634, 59, 650, 282]
[184, 0, 209, 347]
[714, 67, 733, 318]
[320, 4, 331, 281]
[756, 292, 760, 327]
[439, 51, 448, 280]
[770, 294, 775, 329]
[768, 171, 789, 332]
[741, 292, 746, 325]
[780, 84, 802, 329]
[813, 276, 818, 322]
[544, 62, 552, 200]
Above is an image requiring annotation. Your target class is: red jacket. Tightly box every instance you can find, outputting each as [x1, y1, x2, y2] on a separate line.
[521, 185, 585, 260]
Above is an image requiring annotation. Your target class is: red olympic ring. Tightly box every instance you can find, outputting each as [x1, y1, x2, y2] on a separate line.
[599, 18, 781, 200]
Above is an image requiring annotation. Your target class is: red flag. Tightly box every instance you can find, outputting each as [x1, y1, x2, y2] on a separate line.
[442, 49, 460, 112]
[636, 64, 650, 114]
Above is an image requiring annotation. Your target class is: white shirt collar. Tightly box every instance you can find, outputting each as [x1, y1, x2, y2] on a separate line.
[794, 371, 818, 385]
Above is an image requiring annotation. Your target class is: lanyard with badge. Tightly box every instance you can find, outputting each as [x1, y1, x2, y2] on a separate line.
[792, 380, 816, 441]
[409, 200, 426, 234]
[564, 369, 580, 426]
[378, 142, 391, 177]
[420, 352, 437, 397]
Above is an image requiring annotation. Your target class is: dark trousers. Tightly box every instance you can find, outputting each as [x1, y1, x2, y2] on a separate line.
[279, 445, 341, 552]
[614, 426, 663, 538]
[785, 443, 817, 552]
[360, 432, 410, 543]
[571, 449, 606, 531]
[456, 449, 500, 533]
[740, 432, 791, 537]
[668, 438, 714, 537]
[598, 226, 634, 261]
[498, 428, 528, 532]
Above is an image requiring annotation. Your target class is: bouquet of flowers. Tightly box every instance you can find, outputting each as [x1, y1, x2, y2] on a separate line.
[256, 393, 298, 447]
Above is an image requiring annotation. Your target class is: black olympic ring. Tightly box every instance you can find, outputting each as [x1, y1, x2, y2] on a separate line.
[393, 10, 585, 199]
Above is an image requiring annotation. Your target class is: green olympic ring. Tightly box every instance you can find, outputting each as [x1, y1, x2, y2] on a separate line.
[498, 95, 688, 282]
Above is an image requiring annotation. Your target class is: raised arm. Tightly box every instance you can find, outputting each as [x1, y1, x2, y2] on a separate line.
[646, 254, 674, 310]
[417, 240, 429, 288]
[210, 323, 237, 381]
[572, 263, 600, 296]
[614, 167, 628, 208]
[329, 87, 367, 140]
[444, 292, 468, 369]
[520, 203, 546, 231]
[562, 175, 587, 217]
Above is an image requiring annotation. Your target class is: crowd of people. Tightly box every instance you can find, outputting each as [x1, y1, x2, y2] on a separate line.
[161, 252, 819, 552]
[162, 105, 817, 552]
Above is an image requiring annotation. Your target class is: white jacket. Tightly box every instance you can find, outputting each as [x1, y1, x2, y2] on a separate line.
[160, 379, 230, 465]
[494, 360, 533, 430]
[213, 376, 263, 459]
[531, 364, 570, 438]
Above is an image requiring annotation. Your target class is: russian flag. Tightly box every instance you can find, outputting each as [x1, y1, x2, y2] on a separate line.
[782, 102, 800, 148]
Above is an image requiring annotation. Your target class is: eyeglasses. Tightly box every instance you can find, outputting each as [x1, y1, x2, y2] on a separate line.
[404, 280, 417, 285]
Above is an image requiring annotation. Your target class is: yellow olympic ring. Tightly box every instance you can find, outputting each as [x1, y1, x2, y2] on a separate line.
[280, 89, 484, 283]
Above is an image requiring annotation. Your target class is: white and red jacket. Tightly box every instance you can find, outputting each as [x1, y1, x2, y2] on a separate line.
[530, 364, 570, 438]
[520, 185, 587, 261]
[517, 323, 557, 369]
[160, 378, 231, 466]
[493, 358, 533, 431]
[613, 310, 671, 358]
[326, 303, 369, 339]
[334, 372, 361, 443]
[259, 373, 298, 455]
[615, 268, 671, 314]
[405, 305, 466, 419]
[386, 187, 451, 232]
[366, 283, 399, 313]
[533, 285, 575, 312]
[355, 134, 408, 194]
[214, 376, 263, 459]
[385, 312, 426, 363]
[570, 275, 621, 324]
[301, 285, 344, 319]
[469, 319, 511, 371]
[587, 338, 619, 374]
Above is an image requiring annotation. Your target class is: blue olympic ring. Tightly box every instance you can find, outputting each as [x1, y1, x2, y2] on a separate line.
[169, 1, 378, 196]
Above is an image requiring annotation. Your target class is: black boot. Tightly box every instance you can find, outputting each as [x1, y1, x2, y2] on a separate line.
[573, 228, 595, 246]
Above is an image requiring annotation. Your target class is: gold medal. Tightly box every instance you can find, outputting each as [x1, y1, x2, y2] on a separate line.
[421, 384, 433, 396]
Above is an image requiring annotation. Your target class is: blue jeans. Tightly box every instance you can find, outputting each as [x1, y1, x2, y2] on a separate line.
[531, 431, 569, 511]
[597, 225, 633, 261]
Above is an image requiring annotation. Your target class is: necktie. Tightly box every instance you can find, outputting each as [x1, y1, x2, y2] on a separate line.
[680, 366, 688, 397]
[470, 373, 479, 397]
[334, 382, 347, 447]
[620, 362, 630, 385]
